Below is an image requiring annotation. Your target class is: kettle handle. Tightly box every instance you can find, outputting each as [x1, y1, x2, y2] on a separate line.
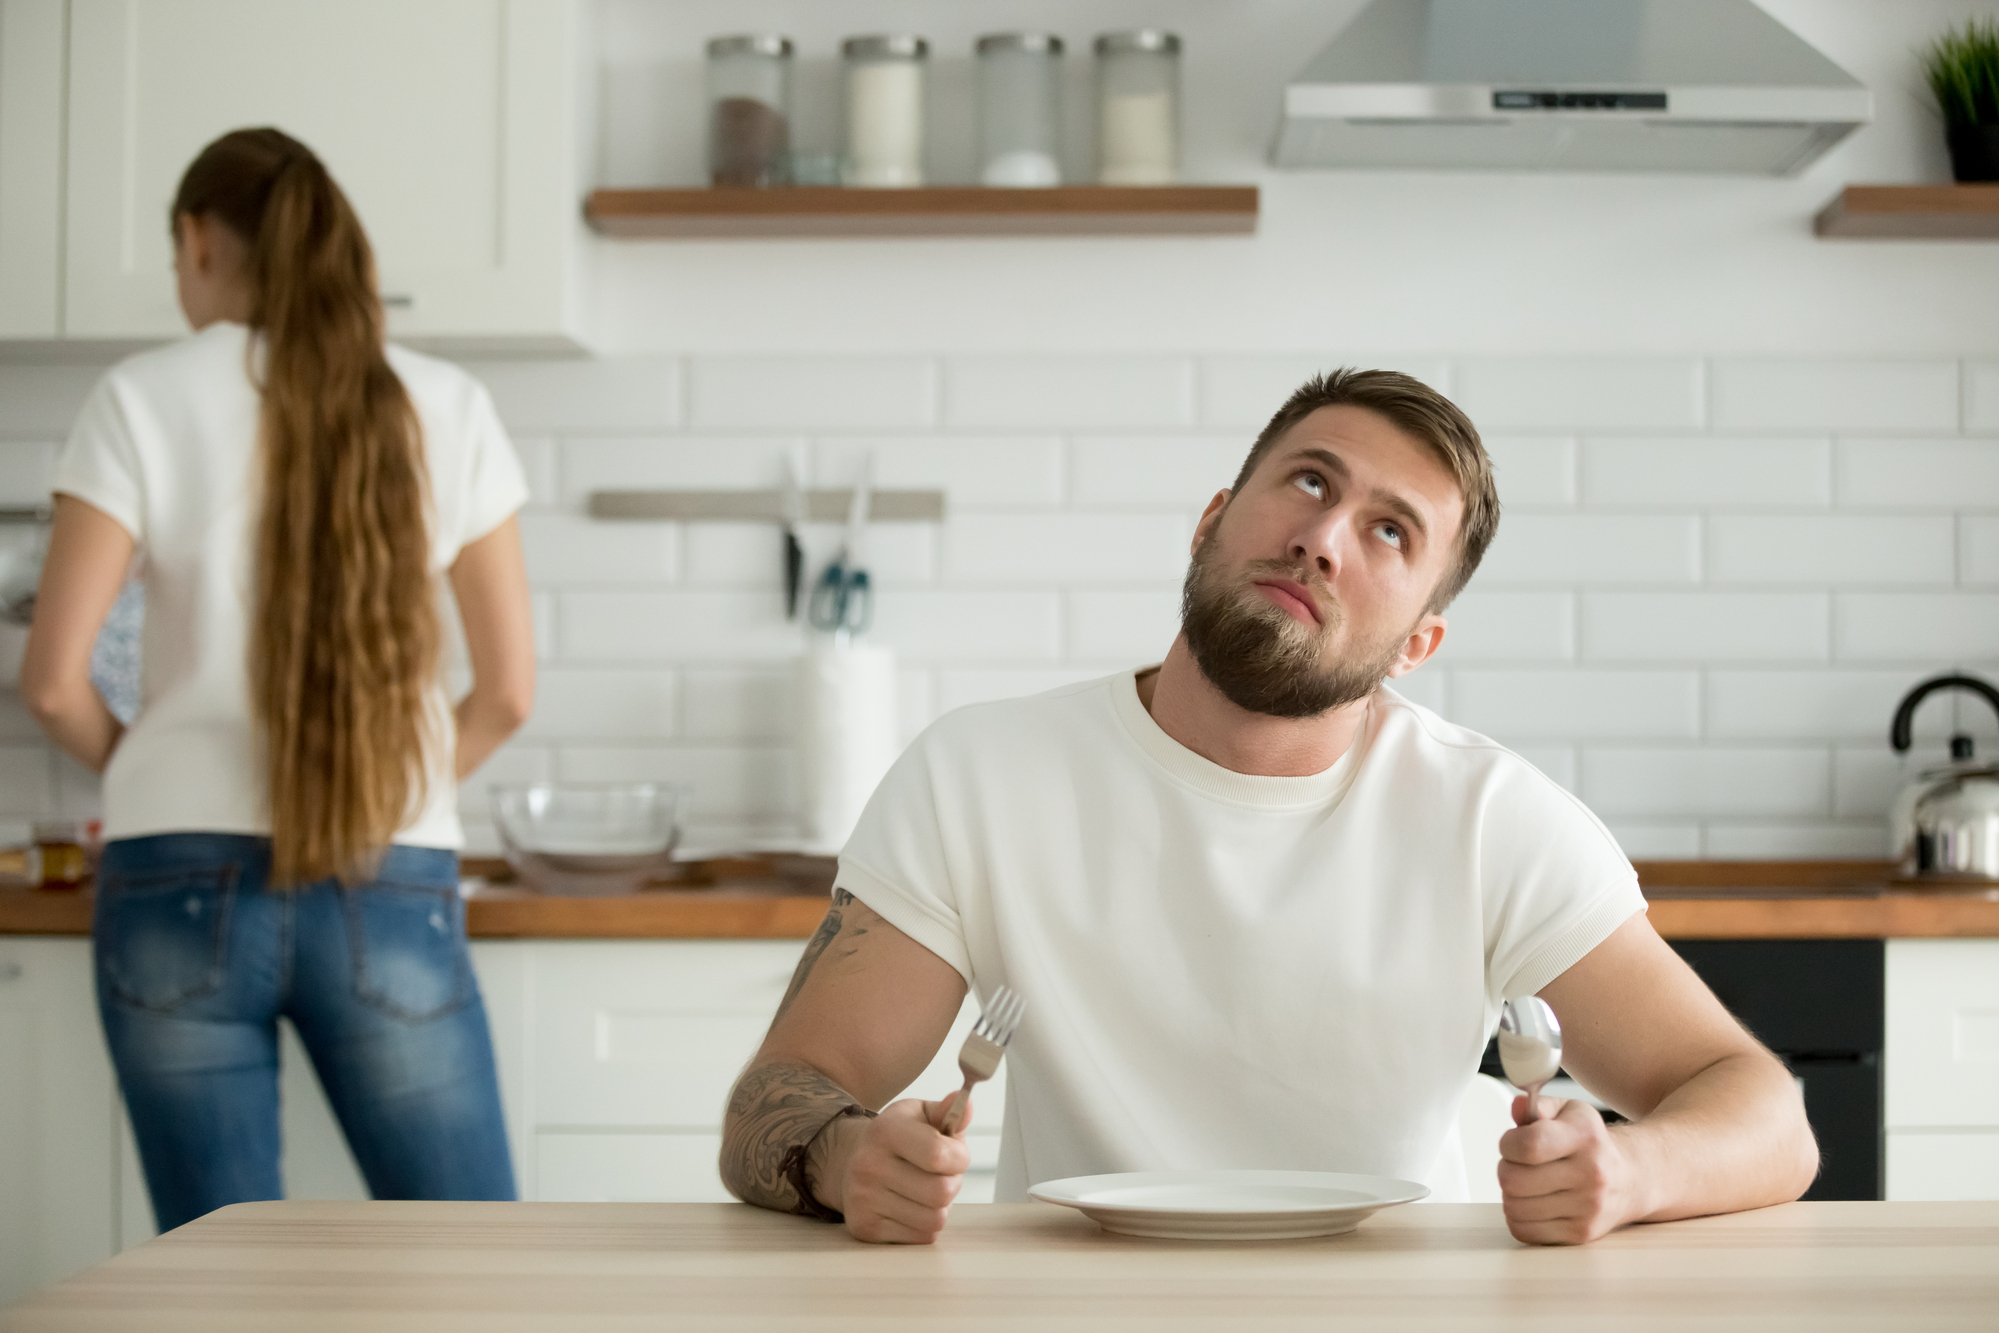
[1889, 673, 1999, 754]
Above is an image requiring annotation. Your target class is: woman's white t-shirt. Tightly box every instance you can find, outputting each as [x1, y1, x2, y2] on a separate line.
[836, 671, 1647, 1203]
[51, 321, 528, 848]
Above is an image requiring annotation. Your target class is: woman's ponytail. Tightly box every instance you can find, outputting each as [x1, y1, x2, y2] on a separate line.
[174, 128, 439, 886]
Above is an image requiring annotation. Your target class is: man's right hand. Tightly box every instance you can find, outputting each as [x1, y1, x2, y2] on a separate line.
[825, 1094, 973, 1244]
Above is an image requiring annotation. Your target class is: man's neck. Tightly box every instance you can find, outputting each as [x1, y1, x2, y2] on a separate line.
[1136, 636, 1372, 778]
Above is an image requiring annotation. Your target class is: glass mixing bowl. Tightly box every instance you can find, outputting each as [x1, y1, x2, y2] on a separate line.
[490, 782, 686, 896]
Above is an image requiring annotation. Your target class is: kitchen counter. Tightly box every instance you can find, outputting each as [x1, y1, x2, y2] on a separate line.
[4, 860, 1998, 940]
[6, 1198, 1995, 1332]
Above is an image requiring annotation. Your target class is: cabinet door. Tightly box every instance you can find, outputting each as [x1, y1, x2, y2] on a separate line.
[1885, 939, 1999, 1129]
[0, 937, 120, 1309]
[0, 0, 65, 337]
[63, 0, 580, 345]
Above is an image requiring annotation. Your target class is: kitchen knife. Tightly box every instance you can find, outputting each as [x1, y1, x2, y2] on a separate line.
[781, 456, 805, 619]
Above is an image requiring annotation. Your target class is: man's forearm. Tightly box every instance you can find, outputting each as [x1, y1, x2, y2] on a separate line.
[1615, 1050, 1818, 1224]
[720, 1058, 862, 1213]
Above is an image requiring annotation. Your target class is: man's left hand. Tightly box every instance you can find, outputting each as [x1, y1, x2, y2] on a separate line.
[1496, 1096, 1647, 1245]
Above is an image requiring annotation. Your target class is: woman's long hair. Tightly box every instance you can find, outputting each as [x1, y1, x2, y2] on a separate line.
[173, 128, 438, 887]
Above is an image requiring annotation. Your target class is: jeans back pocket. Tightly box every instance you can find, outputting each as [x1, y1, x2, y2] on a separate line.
[344, 882, 472, 1024]
[97, 865, 238, 1012]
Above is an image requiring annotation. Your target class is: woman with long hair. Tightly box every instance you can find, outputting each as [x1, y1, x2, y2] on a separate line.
[21, 127, 534, 1231]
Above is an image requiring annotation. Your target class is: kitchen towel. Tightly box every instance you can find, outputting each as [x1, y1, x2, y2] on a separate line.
[795, 641, 899, 854]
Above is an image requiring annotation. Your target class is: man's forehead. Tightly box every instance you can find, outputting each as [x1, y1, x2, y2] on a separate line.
[1266, 408, 1462, 511]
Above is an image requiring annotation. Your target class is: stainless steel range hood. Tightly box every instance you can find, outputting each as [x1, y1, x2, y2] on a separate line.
[1272, 0, 1871, 174]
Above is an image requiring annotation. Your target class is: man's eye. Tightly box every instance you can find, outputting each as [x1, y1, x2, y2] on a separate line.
[1293, 473, 1324, 498]
[1375, 522, 1404, 549]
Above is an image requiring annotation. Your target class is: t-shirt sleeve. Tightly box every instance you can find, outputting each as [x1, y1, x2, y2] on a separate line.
[451, 380, 530, 554]
[834, 732, 975, 984]
[50, 374, 146, 541]
[1480, 758, 1648, 1004]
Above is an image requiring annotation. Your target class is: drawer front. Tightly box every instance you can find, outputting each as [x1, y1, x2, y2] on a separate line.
[533, 1131, 1001, 1205]
[1885, 939, 1999, 1129]
[1886, 1131, 1999, 1201]
[527, 941, 1008, 1132]
[530, 941, 804, 1128]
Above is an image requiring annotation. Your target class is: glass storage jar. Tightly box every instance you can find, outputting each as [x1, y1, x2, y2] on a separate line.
[976, 32, 1064, 187]
[1095, 30, 1180, 184]
[706, 34, 793, 187]
[843, 35, 927, 187]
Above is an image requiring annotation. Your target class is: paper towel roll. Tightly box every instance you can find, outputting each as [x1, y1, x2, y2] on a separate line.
[796, 642, 900, 853]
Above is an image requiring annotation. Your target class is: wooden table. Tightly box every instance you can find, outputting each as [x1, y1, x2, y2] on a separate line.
[5, 1200, 1996, 1331]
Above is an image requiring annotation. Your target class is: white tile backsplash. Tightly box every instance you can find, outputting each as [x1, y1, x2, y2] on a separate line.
[944, 513, 1187, 583]
[1581, 438, 1831, 509]
[1580, 593, 1829, 663]
[13, 346, 1996, 854]
[1482, 437, 1577, 508]
[1835, 594, 1999, 662]
[1709, 516, 1955, 585]
[1196, 355, 1453, 427]
[815, 437, 1065, 508]
[519, 514, 678, 586]
[1837, 439, 1999, 509]
[464, 358, 681, 434]
[0, 442, 56, 506]
[1453, 357, 1704, 431]
[944, 356, 1194, 429]
[1475, 515, 1701, 585]
[1450, 670, 1700, 739]
[688, 356, 937, 429]
[1070, 436, 1248, 508]
[1710, 359, 1959, 432]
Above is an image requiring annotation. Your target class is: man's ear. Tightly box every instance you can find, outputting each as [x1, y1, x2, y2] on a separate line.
[1191, 490, 1230, 555]
[1385, 615, 1447, 678]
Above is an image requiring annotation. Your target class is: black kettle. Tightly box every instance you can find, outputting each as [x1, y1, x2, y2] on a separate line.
[1889, 673, 1999, 882]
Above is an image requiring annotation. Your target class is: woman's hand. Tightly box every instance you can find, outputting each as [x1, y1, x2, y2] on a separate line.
[21, 496, 133, 772]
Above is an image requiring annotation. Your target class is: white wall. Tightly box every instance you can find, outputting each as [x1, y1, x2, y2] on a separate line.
[2, 0, 1996, 859]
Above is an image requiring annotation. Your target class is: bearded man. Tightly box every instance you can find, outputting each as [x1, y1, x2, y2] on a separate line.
[721, 370, 1818, 1246]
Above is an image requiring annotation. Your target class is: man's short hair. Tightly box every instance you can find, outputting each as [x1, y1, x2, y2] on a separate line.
[1229, 369, 1499, 612]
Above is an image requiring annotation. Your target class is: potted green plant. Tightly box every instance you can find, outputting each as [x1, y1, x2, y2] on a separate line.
[1922, 18, 1999, 182]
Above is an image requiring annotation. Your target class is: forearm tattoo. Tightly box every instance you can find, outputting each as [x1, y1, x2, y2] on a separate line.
[720, 1059, 859, 1213]
[721, 889, 876, 1214]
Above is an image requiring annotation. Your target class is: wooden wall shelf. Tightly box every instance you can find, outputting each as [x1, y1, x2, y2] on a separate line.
[1815, 184, 1999, 239]
[584, 185, 1259, 238]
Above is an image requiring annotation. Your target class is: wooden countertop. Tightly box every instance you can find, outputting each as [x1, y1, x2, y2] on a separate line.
[6, 1199, 1995, 1331]
[6, 861, 1999, 941]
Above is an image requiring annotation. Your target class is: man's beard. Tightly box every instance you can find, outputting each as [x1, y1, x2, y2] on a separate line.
[1179, 542, 1411, 719]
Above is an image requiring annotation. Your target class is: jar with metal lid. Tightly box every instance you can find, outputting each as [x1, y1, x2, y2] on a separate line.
[976, 32, 1064, 187]
[706, 34, 793, 187]
[1095, 30, 1180, 184]
[843, 35, 927, 187]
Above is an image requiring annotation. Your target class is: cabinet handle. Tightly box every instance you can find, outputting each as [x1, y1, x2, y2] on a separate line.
[381, 293, 416, 310]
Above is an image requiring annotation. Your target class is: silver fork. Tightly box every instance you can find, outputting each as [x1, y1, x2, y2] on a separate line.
[940, 984, 1025, 1135]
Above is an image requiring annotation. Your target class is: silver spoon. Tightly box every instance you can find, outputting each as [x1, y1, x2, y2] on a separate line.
[1498, 996, 1563, 1124]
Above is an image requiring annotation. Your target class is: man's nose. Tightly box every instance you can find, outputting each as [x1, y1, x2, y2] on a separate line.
[1290, 508, 1356, 582]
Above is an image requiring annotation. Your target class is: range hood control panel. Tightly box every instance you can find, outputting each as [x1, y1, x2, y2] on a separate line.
[1493, 91, 1668, 112]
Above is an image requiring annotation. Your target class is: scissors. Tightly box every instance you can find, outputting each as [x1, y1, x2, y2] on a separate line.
[808, 461, 873, 636]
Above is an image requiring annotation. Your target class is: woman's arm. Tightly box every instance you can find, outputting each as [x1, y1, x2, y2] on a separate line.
[447, 515, 534, 780]
[21, 496, 134, 772]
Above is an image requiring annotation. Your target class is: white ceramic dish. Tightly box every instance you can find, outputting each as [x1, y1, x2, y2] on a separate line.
[1028, 1170, 1429, 1241]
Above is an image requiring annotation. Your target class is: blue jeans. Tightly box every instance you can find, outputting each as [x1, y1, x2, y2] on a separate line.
[94, 834, 516, 1232]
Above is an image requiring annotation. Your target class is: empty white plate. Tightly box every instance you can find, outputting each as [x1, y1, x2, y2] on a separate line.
[1029, 1170, 1429, 1240]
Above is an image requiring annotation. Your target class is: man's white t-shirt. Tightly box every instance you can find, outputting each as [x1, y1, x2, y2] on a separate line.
[51, 321, 528, 848]
[837, 670, 1646, 1203]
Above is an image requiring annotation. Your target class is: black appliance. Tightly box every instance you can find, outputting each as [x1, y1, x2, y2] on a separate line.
[1479, 939, 1882, 1201]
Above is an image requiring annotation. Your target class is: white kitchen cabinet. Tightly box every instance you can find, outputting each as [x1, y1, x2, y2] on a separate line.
[60, 0, 589, 350]
[526, 940, 1007, 1206]
[0, 0, 65, 338]
[1884, 939, 1999, 1201]
[0, 937, 122, 1310]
